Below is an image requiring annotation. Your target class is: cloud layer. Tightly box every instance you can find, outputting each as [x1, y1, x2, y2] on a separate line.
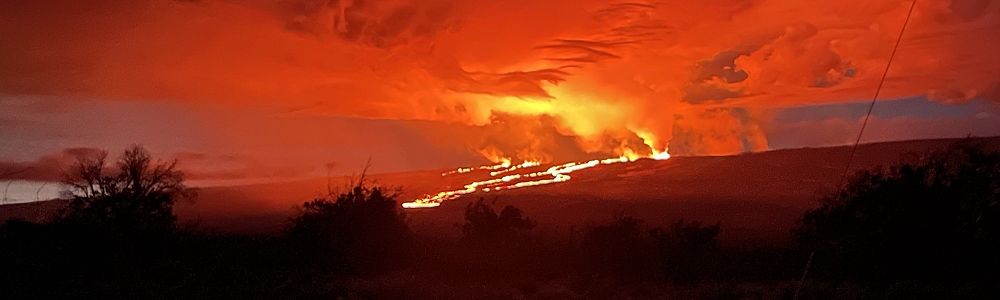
[2, 0, 999, 161]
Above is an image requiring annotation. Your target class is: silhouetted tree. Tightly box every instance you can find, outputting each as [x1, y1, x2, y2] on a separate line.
[794, 142, 1000, 281]
[287, 177, 413, 275]
[58, 144, 190, 236]
[0, 145, 193, 299]
[652, 219, 721, 283]
[460, 198, 536, 249]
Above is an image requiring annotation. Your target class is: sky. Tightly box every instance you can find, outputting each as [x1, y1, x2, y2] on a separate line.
[2, 0, 1000, 201]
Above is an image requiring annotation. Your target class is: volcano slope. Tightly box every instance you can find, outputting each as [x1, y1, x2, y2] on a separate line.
[168, 137, 1000, 247]
[5, 137, 999, 246]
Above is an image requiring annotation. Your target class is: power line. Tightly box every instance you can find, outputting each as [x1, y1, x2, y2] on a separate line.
[836, 0, 919, 190]
[794, 1, 919, 299]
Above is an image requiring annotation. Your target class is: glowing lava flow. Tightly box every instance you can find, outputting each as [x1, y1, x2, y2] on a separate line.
[440, 159, 513, 176]
[401, 151, 671, 209]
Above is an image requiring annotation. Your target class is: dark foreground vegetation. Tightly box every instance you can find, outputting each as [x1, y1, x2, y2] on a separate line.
[2, 141, 1000, 299]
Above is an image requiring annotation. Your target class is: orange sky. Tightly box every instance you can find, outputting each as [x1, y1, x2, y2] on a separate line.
[2, 0, 1000, 185]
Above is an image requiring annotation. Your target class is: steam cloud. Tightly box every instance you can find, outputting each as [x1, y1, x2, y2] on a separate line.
[2, 0, 998, 162]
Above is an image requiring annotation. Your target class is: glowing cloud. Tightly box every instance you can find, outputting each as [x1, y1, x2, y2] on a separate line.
[2, 0, 998, 161]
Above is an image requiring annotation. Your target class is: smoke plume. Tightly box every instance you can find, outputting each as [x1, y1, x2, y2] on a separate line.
[2, 0, 998, 160]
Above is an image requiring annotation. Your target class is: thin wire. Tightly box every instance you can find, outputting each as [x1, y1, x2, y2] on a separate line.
[836, 0, 919, 190]
[1, 168, 33, 205]
[792, 252, 815, 300]
[794, 2, 919, 300]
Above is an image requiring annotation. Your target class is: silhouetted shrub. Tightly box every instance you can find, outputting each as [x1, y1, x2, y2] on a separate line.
[287, 178, 413, 275]
[460, 198, 536, 249]
[653, 219, 721, 283]
[579, 214, 658, 279]
[794, 142, 1000, 281]
[454, 198, 540, 279]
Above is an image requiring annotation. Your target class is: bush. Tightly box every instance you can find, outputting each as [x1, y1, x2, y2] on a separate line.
[794, 142, 1000, 281]
[454, 198, 539, 279]
[460, 198, 536, 249]
[287, 178, 414, 275]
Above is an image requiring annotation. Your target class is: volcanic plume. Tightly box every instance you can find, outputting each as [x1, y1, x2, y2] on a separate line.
[2, 0, 999, 165]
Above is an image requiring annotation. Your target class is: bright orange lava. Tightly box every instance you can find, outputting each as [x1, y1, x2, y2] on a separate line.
[401, 151, 670, 209]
